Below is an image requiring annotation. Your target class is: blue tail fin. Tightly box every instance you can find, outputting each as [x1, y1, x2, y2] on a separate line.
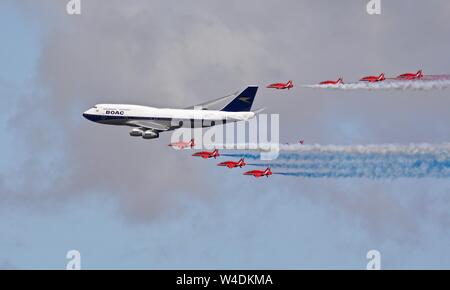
[221, 86, 258, 112]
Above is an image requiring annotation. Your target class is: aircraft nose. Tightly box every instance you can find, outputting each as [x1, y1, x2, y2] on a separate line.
[83, 109, 95, 121]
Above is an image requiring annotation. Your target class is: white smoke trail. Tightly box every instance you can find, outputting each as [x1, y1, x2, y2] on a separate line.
[217, 142, 450, 154]
[277, 143, 450, 156]
[303, 79, 450, 91]
[424, 75, 450, 81]
[222, 143, 450, 162]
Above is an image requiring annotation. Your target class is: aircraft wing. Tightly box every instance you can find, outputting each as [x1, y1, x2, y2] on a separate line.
[127, 120, 171, 131]
[184, 92, 239, 110]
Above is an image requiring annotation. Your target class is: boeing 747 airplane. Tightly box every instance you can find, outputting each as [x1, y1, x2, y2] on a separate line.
[83, 86, 260, 139]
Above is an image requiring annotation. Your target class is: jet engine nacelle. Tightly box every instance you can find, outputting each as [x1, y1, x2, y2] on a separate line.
[130, 128, 143, 137]
[142, 130, 159, 139]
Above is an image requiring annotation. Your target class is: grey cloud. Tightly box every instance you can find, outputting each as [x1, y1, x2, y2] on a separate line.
[0, 259, 17, 270]
[4, 0, 450, 246]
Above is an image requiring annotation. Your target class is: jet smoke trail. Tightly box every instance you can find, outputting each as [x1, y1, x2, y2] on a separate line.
[303, 78, 450, 91]
[229, 143, 450, 179]
[273, 161, 450, 179]
[248, 157, 439, 171]
[222, 153, 260, 160]
[223, 143, 450, 160]
[424, 75, 450, 80]
[279, 143, 450, 155]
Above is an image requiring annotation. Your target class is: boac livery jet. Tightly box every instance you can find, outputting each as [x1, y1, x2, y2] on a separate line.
[83, 86, 260, 140]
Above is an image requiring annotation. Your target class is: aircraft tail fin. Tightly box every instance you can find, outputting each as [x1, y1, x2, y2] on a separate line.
[221, 86, 258, 112]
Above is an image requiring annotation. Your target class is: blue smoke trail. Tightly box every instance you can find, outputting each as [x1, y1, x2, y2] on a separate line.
[226, 151, 444, 163]
[222, 153, 260, 160]
[274, 168, 450, 179]
[247, 153, 450, 179]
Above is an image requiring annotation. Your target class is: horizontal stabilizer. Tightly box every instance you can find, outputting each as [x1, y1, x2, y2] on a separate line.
[252, 107, 266, 114]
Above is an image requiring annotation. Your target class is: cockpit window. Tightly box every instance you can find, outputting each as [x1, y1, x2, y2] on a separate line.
[93, 106, 98, 109]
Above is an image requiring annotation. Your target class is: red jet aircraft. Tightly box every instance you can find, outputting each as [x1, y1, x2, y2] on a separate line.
[243, 167, 272, 178]
[266, 80, 294, 90]
[168, 138, 195, 149]
[396, 70, 423, 80]
[192, 149, 220, 159]
[319, 78, 344, 85]
[360, 73, 386, 82]
[217, 158, 246, 169]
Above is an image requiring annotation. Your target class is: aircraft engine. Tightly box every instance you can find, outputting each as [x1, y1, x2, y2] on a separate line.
[202, 120, 216, 127]
[142, 130, 159, 139]
[129, 128, 143, 137]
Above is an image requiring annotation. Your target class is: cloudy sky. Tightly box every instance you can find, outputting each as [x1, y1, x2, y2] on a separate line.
[1, 0, 450, 269]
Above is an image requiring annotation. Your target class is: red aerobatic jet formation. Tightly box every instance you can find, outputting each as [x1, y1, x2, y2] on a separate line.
[188, 138, 305, 178]
[191, 148, 272, 179]
[267, 70, 426, 90]
[170, 69, 429, 179]
[315, 70, 425, 85]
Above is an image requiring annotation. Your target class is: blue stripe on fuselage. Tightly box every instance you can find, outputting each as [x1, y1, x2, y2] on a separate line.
[82, 113, 172, 123]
